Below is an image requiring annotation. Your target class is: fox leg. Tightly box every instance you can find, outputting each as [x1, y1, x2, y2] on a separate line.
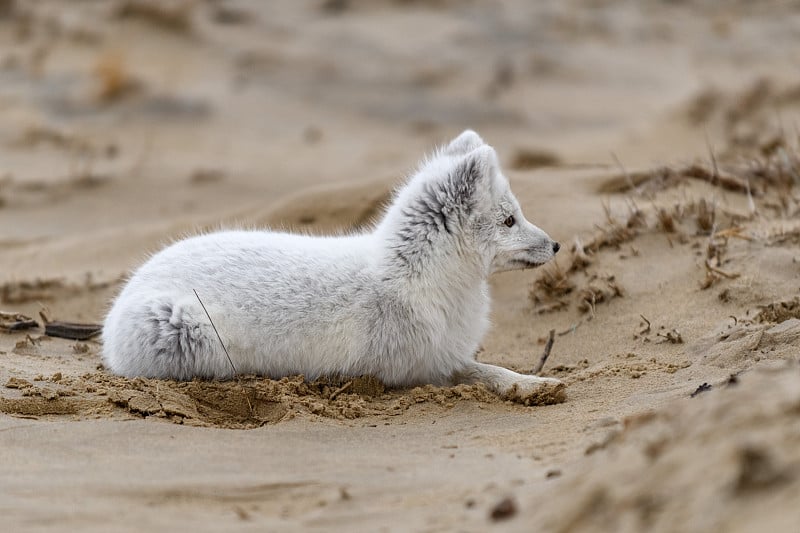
[452, 361, 566, 405]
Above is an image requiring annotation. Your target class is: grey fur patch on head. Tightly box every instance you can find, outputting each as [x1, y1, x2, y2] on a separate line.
[391, 149, 490, 273]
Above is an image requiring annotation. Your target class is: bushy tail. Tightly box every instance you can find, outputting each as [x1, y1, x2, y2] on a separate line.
[103, 294, 234, 380]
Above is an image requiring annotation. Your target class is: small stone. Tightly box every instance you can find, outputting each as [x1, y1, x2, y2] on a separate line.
[489, 496, 518, 521]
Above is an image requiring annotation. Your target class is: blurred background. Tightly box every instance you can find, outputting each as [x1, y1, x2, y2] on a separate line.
[0, 0, 799, 286]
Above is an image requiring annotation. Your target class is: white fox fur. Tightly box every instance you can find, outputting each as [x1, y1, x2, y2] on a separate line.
[103, 131, 565, 403]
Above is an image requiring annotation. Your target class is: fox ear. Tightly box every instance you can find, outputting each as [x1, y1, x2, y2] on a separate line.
[443, 130, 484, 156]
[448, 145, 498, 207]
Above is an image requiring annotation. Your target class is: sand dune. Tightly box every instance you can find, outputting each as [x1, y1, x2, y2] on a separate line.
[1, 1, 799, 531]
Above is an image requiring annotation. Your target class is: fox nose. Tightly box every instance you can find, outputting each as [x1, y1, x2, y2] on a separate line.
[552, 241, 561, 254]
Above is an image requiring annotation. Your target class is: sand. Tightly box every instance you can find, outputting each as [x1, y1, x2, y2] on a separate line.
[1, 1, 799, 531]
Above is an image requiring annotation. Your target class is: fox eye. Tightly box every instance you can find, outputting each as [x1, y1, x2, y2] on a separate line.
[503, 215, 515, 228]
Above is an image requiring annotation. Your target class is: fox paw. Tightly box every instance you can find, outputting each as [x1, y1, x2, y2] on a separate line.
[504, 377, 566, 406]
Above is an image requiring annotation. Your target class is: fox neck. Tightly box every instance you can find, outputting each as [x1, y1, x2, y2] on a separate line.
[374, 227, 492, 298]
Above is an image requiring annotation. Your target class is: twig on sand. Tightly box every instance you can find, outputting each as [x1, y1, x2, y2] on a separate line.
[690, 382, 711, 398]
[533, 329, 556, 375]
[682, 164, 752, 195]
[639, 314, 651, 335]
[193, 288, 238, 377]
[44, 321, 102, 340]
[558, 320, 583, 336]
[193, 289, 253, 413]
[0, 311, 38, 332]
[705, 131, 719, 183]
[714, 227, 753, 241]
[330, 380, 353, 400]
[705, 260, 741, 279]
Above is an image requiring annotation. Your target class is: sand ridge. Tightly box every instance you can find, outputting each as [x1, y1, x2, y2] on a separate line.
[511, 363, 800, 533]
[0, 371, 514, 429]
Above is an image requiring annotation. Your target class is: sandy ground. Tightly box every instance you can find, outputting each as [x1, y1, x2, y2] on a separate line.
[1, 1, 800, 531]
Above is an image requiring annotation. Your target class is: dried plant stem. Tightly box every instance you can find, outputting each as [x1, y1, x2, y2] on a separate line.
[714, 227, 753, 241]
[558, 320, 584, 336]
[683, 164, 752, 195]
[639, 314, 651, 335]
[193, 289, 252, 413]
[330, 381, 353, 400]
[193, 289, 238, 377]
[704, 260, 741, 279]
[45, 321, 102, 340]
[533, 329, 556, 375]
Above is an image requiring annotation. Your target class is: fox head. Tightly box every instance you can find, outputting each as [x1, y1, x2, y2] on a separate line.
[382, 130, 559, 277]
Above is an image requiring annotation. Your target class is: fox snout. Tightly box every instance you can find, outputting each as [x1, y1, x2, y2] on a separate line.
[526, 224, 559, 262]
[491, 224, 559, 273]
[527, 236, 559, 264]
[526, 239, 559, 259]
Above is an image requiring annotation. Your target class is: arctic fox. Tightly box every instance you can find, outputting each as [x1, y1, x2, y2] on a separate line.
[103, 131, 565, 403]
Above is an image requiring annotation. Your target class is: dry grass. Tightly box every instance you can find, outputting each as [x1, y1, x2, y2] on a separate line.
[700, 259, 740, 290]
[596, 145, 799, 199]
[595, 166, 671, 195]
[534, 138, 800, 312]
[756, 298, 800, 323]
[565, 241, 592, 272]
[694, 198, 716, 233]
[577, 201, 645, 258]
[656, 328, 684, 344]
[576, 275, 623, 315]
[656, 207, 676, 233]
[529, 260, 578, 315]
[744, 144, 800, 191]
[698, 224, 753, 290]
[610, 163, 752, 196]
[0, 311, 38, 332]
[536, 262, 574, 298]
[682, 164, 752, 195]
[530, 202, 639, 315]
